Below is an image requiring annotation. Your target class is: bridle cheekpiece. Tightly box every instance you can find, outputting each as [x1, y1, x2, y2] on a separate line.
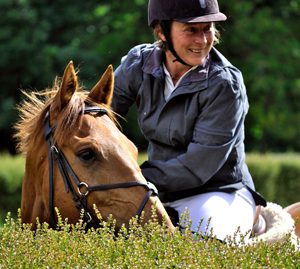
[43, 106, 158, 229]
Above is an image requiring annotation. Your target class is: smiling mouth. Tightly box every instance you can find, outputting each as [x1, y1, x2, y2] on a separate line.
[190, 49, 203, 53]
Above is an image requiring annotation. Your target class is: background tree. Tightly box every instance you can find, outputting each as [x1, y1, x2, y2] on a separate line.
[0, 0, 300, 153]
[218, 0, 300, 152]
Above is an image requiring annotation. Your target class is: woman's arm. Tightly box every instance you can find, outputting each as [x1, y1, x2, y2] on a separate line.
[141, 67, 248, 193]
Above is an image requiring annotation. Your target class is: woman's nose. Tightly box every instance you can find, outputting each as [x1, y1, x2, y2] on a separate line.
[195, 31, 207, 44]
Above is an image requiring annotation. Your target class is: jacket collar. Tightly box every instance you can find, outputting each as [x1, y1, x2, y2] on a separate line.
[142, 45, 210, 82]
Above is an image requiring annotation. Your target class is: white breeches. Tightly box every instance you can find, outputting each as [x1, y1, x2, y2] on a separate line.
[163, 187, 256, 241]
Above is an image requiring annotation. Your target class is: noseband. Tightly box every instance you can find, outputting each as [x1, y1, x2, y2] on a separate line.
[43, 106, 158, 229]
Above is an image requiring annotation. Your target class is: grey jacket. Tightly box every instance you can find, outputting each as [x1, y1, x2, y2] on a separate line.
[112, 44, 266, 206]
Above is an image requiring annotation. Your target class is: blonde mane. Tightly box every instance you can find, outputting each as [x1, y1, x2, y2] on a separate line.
[14, 76, 115, 155]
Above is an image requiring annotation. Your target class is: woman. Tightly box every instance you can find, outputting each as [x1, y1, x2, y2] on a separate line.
[111, 0, 266, 240]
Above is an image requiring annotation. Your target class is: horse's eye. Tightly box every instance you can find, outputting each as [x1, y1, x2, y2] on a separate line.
[77, 150, 96, 162]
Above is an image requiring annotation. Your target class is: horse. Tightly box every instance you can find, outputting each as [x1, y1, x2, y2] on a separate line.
[14, 61, 174, 232]
[14, 61, 300, 244]
[284, 202, 300, 238]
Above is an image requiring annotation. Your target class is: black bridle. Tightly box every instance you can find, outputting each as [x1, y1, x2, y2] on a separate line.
[43, 106, 158, 229]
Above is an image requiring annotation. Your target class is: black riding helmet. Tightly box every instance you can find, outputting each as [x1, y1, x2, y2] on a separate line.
[148, 0, 227, 66]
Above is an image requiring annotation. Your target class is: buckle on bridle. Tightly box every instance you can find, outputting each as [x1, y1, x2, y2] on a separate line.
[50, 145, 59, 154]
[86, 212, 92, 223]
[78, 182, 89, 196]
[146, 181, 158, 196]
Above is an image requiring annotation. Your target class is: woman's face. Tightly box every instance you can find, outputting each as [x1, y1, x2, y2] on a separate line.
[161, 21, 215, 66]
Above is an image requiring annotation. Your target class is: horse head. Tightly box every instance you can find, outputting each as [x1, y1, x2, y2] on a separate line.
[15, 61, 174, 232]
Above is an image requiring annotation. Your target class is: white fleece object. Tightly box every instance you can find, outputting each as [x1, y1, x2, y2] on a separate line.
[246, 202, 299, 247]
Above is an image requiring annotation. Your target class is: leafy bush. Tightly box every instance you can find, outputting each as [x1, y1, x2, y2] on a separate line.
[0, 152, 24, 220]
[1, 153, 300, 267]
[0, 209, 299, 268]
[246, 153, 300, 207]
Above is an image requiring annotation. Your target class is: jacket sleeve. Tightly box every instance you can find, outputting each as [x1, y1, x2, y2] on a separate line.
[111, 46, 145, 117]
[141, 67, 249, 193]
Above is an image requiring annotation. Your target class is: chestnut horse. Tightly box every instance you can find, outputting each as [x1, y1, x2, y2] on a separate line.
[14, 61, 300, 241]
[14, 61, 174, 232]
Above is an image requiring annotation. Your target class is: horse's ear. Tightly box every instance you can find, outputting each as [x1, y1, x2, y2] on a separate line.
[88, 65, 114, 106]
[50, 61, 78, 117]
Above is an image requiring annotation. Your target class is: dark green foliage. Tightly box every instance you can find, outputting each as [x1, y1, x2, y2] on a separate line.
[0, 0, 150, 153]
[1, 0, 300, 153]
[217, 0, 300, 152]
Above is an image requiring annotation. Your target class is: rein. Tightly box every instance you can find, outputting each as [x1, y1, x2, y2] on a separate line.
[43, 106, 158, 229]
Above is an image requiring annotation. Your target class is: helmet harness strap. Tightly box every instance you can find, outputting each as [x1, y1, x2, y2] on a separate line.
[159, 20, 192, 67]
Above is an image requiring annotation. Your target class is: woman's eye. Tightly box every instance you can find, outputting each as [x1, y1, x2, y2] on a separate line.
[186, 27, 195, 32]
[77, 150, 96, 162]
[203, 24, 213, 32]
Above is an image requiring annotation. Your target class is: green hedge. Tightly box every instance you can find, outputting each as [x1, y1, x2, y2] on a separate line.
[0, 152, 24, 220]
[1, 152, 300, 222]
[246, 153, 300, 207]
[0, 211, 299, 268]
[1, 152, 300, 267]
